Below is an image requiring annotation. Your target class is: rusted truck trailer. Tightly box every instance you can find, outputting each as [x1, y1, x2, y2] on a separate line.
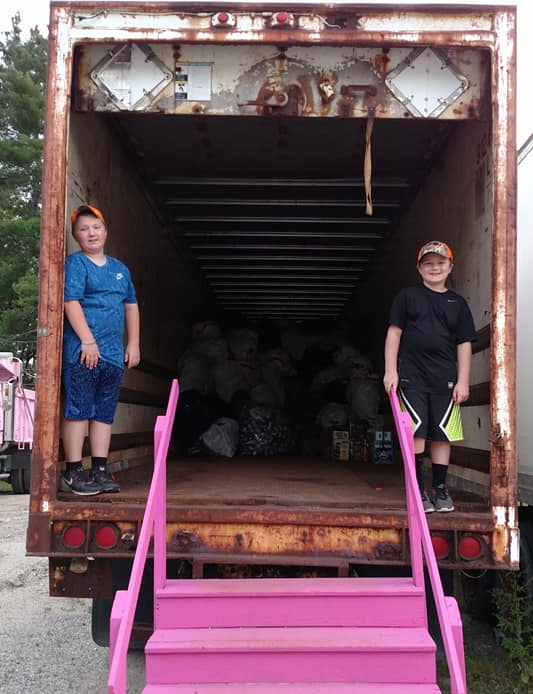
[27, 1, 518, 640]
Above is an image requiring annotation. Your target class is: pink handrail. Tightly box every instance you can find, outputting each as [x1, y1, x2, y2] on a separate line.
[107, 379, 179, 694]
[389, 388, 466, 694]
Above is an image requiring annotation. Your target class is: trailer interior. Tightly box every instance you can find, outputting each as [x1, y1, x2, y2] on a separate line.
[57, 103, 494, 562]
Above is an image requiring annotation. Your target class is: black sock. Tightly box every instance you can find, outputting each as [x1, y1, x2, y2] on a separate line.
[66, 461, 82, 471]
[91, 456, 107, 470]
[415, 453, 425, 491]
[432, 463, 448, 488]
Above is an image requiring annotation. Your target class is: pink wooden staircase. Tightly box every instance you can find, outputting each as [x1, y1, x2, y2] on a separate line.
[108, 381, 467, 694]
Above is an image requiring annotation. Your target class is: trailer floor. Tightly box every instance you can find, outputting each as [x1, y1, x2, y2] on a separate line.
[73, 455, 488, 515]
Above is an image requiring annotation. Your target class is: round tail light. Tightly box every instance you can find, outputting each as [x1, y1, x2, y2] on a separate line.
[63, 524, 86, 549]
[458, 535, 483, 560]
[431, 534, 450, 559]
[94, 524, 119, 549]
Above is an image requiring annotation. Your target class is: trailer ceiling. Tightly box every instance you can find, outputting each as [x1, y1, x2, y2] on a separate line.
[112, 112, 455, 321]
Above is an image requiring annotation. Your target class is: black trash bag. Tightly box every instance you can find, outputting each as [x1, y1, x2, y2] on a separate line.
[238, 403, 292, 456]
[200, 417, 240, 457]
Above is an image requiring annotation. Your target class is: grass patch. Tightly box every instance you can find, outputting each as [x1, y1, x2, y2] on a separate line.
[436, 609, 533, 693]
[0, 480, 13, 492]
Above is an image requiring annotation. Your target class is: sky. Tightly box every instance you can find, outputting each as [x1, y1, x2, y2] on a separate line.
[1, 1, 531, 145]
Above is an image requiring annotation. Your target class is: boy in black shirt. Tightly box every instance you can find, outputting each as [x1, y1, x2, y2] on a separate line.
[383, 241, 477, 513]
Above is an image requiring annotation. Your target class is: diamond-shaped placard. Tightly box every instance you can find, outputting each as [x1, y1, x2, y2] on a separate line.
[385, 47, 469, 118]
[91, 43, 173, 111]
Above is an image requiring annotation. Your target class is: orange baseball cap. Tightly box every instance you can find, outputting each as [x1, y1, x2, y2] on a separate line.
[417, 240, 453, 263]
[71, 204, 105, 229]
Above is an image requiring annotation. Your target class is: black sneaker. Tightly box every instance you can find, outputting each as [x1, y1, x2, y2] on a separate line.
[60, 467, 103, 496]
[92, 466, 120, 493]
[432, 483, 455, 512]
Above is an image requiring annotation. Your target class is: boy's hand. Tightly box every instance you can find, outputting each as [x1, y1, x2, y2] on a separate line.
[383, 370, 399, 394]
[125, 343, 140, 369]
[453, 382, 470, 403]
[80, 342, 100, 369]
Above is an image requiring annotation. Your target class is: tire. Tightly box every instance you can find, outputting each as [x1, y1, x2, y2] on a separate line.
[10, 467, 30, 494]
[91, 598, 113, 647]
[92, 597, 151, 651]
[459, 568, 496, 620]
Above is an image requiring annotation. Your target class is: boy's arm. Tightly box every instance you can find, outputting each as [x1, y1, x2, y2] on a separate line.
[64, 300, 100, 367]
[124, 303, 141, 369]
[454, 341, 472, 403]
[383, 324, 402, 393]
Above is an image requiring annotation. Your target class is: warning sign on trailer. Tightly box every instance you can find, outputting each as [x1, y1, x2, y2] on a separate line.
[175, 62, 212, 101]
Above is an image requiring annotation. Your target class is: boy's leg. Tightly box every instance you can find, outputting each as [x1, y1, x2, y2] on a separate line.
[60, 420, 103, 495]
[62, 418, 88, 462]
[89, 420, 120, 493]
[88, 420, 112, 457]
[428, 396, 460, 512]
[398, 389, 435, 513]
[89, 362, 123, 493]
[60, 366, 103, 495]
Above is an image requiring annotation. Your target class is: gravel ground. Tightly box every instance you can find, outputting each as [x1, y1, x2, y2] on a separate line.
[0, 491, 145, 694]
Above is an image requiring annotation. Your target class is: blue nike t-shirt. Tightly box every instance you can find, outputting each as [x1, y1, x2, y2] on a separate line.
[63, 252, 137, 370]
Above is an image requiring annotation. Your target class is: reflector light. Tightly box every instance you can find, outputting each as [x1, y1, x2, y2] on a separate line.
[431, 535, 449, 559]
[212, 12, 236, 27]
[63, 525, 86, 549]
[94, 525, 119, 549]
[270, 11, 294, 27]
[458, 535, 482, 560]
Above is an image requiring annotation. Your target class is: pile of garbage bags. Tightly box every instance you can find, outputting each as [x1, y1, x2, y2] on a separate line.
[173, 321, 381, 458]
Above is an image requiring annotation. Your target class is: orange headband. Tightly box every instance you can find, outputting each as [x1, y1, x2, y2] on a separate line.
[71, 204, 105, 227]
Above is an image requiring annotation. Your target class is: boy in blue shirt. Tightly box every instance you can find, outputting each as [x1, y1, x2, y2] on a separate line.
[383, 241, 476, 513]
[60, 205, 140, 495]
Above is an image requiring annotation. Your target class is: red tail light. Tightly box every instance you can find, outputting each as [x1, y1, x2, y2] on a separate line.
[458, 535, 483, 560]
[94, 524, 119, 549]
[431, 534, 450, 559]
[63, 525, 86, 549]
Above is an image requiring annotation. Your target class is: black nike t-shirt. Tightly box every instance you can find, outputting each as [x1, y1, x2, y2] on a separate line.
[388, 284, 477, 394]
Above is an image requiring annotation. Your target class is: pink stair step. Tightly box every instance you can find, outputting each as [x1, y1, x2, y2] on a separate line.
[142, 684, 442, 693]
[155, 577, 427, 629]
[145, 625, 436, 685]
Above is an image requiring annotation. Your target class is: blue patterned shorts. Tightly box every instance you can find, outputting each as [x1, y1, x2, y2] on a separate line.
[63, 360, 123, 424]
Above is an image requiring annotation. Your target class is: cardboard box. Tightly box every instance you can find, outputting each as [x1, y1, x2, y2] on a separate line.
[332, 430, 350, 461]
[374, 430, 394, 464]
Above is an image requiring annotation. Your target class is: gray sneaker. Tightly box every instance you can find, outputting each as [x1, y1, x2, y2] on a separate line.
[433, 484, 454, 512]
[421, 490, 435, 514]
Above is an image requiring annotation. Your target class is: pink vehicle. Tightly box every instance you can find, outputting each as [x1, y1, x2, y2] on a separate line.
[0, 352, 35, 494]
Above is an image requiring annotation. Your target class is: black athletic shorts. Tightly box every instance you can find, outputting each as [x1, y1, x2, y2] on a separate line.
[398, 388, 464, 442]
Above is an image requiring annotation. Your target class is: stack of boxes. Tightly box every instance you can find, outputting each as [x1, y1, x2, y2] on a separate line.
[331, 421, 394, 464]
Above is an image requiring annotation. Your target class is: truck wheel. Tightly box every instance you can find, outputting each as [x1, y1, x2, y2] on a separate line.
[10, 467, 31, 494]
[91, 597, 150, 650]
[91, 598, 112, 646]
[458, 568, 496, 620]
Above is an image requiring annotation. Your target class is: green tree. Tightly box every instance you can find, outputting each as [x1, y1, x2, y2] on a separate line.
[0, 13, 47, 377]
